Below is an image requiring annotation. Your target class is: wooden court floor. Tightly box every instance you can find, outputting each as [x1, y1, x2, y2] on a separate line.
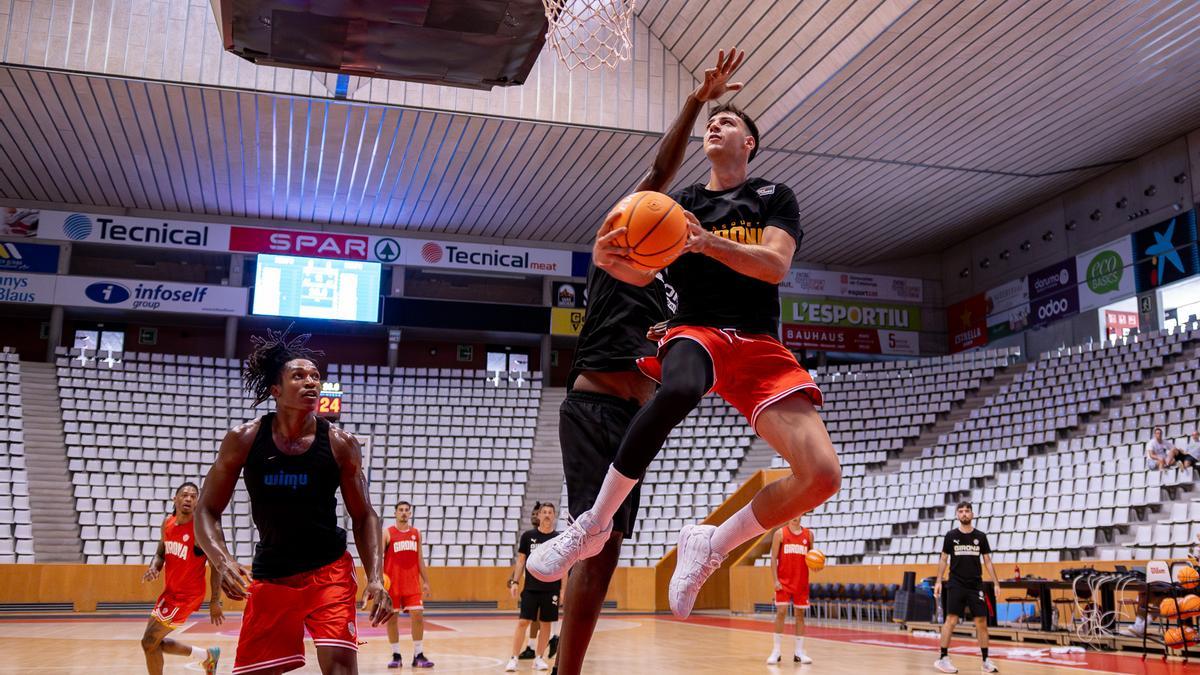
[0, 611, 1193, 674]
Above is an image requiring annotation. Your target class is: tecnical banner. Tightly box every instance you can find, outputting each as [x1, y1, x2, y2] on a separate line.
[33, 208, 580, 276]
[781, 297, 922, 331]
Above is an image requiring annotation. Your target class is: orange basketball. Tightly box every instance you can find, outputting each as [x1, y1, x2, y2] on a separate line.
[383, 573, 391, 591]
[1161, 596, 1182, 619]
[1178, 565, 1199, 589]
[1164, 626, 1199, 649]
[608, 191, 688, 270]
[1181, 594, 1200, 619]
[806, 549, 826, 572]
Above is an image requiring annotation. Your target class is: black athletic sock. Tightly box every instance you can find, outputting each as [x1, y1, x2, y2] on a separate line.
[981, 647, 988, 660]
[393, 652, 402, 660]
[611, 340, 713, 478]
[940, 647, 948, 659]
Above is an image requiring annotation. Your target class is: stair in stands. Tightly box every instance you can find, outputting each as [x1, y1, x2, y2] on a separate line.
[17, 361, 83, 563]
[734, 437, 777, 486]
[524, 387, 567, 520]
[875, 368, 1023, 474]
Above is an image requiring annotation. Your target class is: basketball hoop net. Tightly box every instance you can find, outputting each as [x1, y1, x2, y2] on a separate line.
[542, 0, 637, 71]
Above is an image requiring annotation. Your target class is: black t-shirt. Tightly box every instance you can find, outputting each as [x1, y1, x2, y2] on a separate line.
[568, 265, 675, 389]
[518, 528, 562, 593]
[668, 178, 801, 334]
[942, 528, 992, 590]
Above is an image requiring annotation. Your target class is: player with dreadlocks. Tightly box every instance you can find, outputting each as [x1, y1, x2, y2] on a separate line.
[196, 326, 393, 675]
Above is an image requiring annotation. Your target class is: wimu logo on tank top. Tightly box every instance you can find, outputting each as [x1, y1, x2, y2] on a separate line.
[263, 470, 309, 490]
[165, 540, 191, 560]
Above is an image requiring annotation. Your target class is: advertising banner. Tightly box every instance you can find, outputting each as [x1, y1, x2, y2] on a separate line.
[1132, 210, 1200, 292]
[1027, 257, 1077, 302]
[1104, 310, 1139, 339]
[779, 268, 923, 303]
[781, 297, 922, 331]
[38, 211, 230, 251]
[553, 282, 587, 308]
[53, 276, 247, 316]
[1076, 237, 1135, 311]
[947, 293, 988, 353]
[550, 307, 586, 336]
[1029, 285, 1080, 329]
[0, 241, 60, 273]
[985, 277, 1029, 340]
[0, 271, 57, 305]
[410, 239, 573, 275]
[781, 324, 919, 355]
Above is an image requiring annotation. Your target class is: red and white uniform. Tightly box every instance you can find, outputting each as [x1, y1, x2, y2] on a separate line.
[774, 526, 812, 608]
[151, 515, 207, 627]
[384, 526, 423, 612]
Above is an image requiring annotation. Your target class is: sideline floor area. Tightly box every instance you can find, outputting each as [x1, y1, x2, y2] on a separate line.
[0, 611, 1193, 674]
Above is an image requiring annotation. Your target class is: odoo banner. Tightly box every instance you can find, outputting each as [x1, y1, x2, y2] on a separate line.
[1076, 237, 1135, 311]
[782, 298, 922, 331]
[53, 276, 247, 316]
[779, 268, 923, 303]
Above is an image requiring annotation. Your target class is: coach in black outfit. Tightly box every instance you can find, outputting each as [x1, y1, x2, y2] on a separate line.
[933, 501, 1002, 674]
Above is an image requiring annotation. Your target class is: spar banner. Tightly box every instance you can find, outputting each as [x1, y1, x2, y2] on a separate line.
[1076, 237, 1135, 311]
[1028, 284, 1080, 329]
[31, 208, 581, 276]
[781, 297, 922, 331]
[54, 276, 248, 316]
[1131, 210, 1200, 292]
[1027, 257, 1077, 302]
[782, 324, 919, 355]
[985, 276, 1029, 340]
[947, 293, 987, 353]
[779, 268, 923, 303]
[0, 241, 60, 273]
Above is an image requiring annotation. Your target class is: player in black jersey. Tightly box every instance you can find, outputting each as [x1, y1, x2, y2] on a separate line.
[529, 51, 841, 621]
[195, 327, 392, 675]
[934, 502, 1001, 674]
[544, 49, 745, 675]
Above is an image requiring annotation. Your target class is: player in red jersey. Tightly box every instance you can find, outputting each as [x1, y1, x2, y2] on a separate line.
[374, 501, 433, 668]
[196, 328, 392, 675]
[140, 481, 222, 675]
[767, 516, 814, 665]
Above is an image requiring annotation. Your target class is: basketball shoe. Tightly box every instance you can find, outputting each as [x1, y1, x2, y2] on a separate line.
[202, 647, 220, 675]
[668, 524, 726, 619]
[527, 512, 612, 582]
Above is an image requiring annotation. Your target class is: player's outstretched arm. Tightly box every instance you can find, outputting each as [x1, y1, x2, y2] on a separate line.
[196, 425, 255, 600]
[637, 48, 745, 194]
[769, 529, 783, 590]
[682, 213, 795, 284]
[333, 429, 393, 626]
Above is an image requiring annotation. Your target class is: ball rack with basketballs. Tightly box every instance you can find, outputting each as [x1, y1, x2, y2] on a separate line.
[1144, 561, 1200, 661]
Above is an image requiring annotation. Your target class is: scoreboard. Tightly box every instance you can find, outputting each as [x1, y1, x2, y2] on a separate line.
[318, 382, 343, 418]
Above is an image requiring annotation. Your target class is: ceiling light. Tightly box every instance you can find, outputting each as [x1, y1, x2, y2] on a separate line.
[1116, 197, 1128, 209]
[979, 258, 991, 269]
[959, 267, 970, 278]
[1064, 221, 1077, 231]
[1020, 240, 1032, 251]
[1042, 231, 1054, 242]
[1175, 173, 1188, 184]
[1089, 210, 1102, 221]
[1145, 185, 1157, 196]
[999, 249, 1011, 260]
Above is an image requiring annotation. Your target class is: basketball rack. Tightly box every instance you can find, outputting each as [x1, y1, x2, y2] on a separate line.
[542, 0, 637, 70]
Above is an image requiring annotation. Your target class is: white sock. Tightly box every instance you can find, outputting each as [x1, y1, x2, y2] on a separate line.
[191, 646, 205, 659]
[773, 633, 782, 651]
[583, 466, 639, 532]
[413, 640, 423, 654]
[794, 636, 805, 655]
[528, 639, 536, 650]
[390, 642, 401, 655]
[710, 503, 767, 555]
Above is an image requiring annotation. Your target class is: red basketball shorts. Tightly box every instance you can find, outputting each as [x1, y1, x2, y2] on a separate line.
[151, 591, 204, 628]
[775, 585, 810, 608]
[637, 326, 823, 431]
[232, 553, 358, 674]
[389, 588, 424, 613]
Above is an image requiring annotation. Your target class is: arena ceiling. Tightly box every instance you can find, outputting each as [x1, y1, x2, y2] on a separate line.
[1, 0, 1200, 266]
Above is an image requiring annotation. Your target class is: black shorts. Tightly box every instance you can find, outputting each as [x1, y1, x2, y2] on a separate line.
[520, 589, 560, 622]
[560, 390, 644, 536]
[944, 583, 989, 619]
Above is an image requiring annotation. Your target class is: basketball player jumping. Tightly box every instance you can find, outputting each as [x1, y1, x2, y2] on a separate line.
[373, 501, 434, 668]
[768, 516, 814, 665]
[506, 502, 566, 672]
[140, 481, 221, 675]
[548, 48, 743, 675]
[934, 502, 1001, 674]
[529, 55, 842, 620]
[195, 327, 393, 674]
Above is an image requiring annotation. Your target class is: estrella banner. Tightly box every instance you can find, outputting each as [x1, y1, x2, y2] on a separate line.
[947, 293, 987, 353]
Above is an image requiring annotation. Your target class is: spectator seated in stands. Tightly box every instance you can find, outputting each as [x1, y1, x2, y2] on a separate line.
[1182, 429, 1200, 469]
[1145, 426, 1182, 471]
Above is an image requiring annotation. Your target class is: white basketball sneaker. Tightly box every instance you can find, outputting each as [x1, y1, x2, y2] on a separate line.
[505, 656, 518, 672]
[533, 656, 550, 671]
[668, 524, 726, 619]
[526, 511, 612, 582]
[766, 650, 781, 664]
[934, 656, 958, 673]
[981, 659, 999, 673]
[794, 652, 813, 664]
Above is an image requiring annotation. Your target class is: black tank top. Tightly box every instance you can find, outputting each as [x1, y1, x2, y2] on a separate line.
[244, 413, 347, 579]
[568, 264, 675, 389]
